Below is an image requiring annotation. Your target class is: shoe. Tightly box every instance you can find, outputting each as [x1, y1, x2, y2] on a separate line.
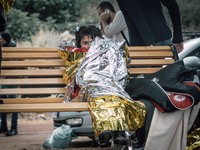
[5, 129, 18, 136]
[98, 131, 112, 146]
[114, 131, 127, 145]
[0, 128, 8, 133]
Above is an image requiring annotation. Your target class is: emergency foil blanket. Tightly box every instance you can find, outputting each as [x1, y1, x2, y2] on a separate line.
[89, 95, 146, 138]
[58, 42, 88, 101]
[187, 128, 200, 150]
[58, 44, 87, 85]
[75, 37, 146, 137]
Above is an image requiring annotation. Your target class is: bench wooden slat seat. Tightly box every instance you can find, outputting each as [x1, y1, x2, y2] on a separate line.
[2, 60, 64, 68]
[1, 88, 66, 95]
[1, 69, 64, 76]
[130, 59, 174, 66]
[3, 52, 61, 59]
[1, 78, 66, 85]
[0, 46, 176, 112]
[0, 102, 89, 113]
[2, 47, 58, 52]
[128, 46, 173, 51]
[129, 68, 162, 75]
[1, 98, 64, 104]
[129, 51, 173, 58]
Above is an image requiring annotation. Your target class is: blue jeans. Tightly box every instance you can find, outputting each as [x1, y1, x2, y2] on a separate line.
[155, 39, 171, 46]
[0, 85, 18, 130]
[1, 113, 18, 130]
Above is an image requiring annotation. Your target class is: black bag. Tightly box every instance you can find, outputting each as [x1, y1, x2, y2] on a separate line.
[126, 60, 200, 112]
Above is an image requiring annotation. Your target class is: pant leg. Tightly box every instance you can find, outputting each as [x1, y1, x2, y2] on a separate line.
[1, 85, 19, 130]
[11, 113, 18, 130]
[0, 90, 7, 130]
[144, 108, 191, 150]
[136, 99, 155, 145]
[187, 102, 200, 131]
[168, 110, 190, 150]
[1, 113, 8, 130]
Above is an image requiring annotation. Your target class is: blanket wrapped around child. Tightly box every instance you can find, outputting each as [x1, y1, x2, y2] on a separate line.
[75, 37, 146, 139]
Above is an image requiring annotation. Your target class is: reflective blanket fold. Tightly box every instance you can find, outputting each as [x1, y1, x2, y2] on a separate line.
[75, 37, 146, 138]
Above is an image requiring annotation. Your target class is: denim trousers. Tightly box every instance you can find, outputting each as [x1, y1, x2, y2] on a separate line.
[0, 85, 18, 130]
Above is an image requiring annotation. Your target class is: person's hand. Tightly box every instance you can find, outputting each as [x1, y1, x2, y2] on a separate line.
[99, 10, 110, 25]
[174, 43, 184, 53]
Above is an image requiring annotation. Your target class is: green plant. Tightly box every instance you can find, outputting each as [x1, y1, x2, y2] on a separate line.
[178, 0, 200, 31]
[6, 8, 40, 41]
[13, 0, 91, 23]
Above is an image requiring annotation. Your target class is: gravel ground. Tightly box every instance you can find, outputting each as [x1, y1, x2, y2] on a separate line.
[0, 113, 111, 150]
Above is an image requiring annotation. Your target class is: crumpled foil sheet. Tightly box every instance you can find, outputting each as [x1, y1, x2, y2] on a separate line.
[0, 0, 15, 14]
[76, 37, 130, 99]
[76, 37, 146, 137]
[58, 41, 88, 101]
[89, 95, 146, 138]
[187, 128, 200, 150]
[58, 43, 87, 86]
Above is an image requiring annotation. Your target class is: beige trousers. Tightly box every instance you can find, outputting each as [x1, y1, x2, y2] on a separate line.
[144, 103, 200, 150]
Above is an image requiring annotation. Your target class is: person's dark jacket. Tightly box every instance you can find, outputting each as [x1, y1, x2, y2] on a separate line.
[116, 0, 183, 46]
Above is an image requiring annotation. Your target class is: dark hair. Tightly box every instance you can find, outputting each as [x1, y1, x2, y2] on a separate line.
[75, 25, 102, 48]
[1, 32, 11, 44]
[97, 1, 116, 13]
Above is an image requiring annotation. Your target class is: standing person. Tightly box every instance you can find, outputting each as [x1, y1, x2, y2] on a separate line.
[116, 1, 192, 150]
[97, 1, 130, 44]
[0, 32, 18, 136]
[0, 0, 15, 68]
[116, 0, 184, 53]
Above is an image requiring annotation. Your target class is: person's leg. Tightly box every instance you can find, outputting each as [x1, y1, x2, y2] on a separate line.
[0, 113, 8, 132]
[11, 112, 18, 130]
[5, 112, 18, 136]
[134, 99, 155, 148]
[144, 108, 191, 150]
[125, 79, 155, 147]
[5, 89, 18, 136]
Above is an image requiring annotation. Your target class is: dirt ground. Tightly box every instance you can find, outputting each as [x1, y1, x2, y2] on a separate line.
[0, 113, 111, 150]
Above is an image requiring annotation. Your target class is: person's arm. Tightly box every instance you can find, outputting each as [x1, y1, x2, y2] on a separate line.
[101, 11, 127, 39]
[161, 0, 184, 52]
[99, 10, 110, 35]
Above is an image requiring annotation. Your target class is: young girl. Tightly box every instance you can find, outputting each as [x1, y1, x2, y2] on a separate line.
[75, 25, 102, 48]
[58, 25, 103, 101]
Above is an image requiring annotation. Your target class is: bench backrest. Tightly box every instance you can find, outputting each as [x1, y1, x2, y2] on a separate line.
[1, 47, 66, 104]
[0, 46, 177, 112]
[128, 46, 176, 75]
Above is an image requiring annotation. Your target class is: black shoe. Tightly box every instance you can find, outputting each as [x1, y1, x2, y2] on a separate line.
[98, 131, 112, 146]
[114, 131, 127, 145]
[5, 129, 18, 136]
[0, 128, 8, 133]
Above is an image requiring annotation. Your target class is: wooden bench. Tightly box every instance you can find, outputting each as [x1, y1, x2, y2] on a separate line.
[0, 46, 177, 112]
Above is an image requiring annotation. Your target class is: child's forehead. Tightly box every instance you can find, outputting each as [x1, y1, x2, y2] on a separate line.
[82, 35, 92, 40]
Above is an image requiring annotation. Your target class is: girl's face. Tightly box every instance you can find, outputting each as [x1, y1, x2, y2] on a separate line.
[80, 35, 93, 49]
